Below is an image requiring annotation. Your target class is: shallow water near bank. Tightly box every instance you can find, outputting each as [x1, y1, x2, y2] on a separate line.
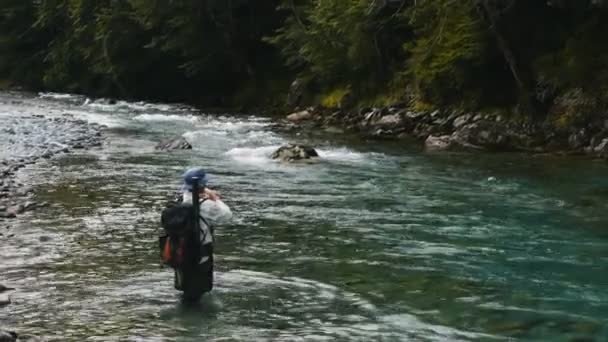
[1, 92, 607, 341]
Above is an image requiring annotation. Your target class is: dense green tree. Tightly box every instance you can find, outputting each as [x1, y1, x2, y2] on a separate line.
[0, 0, 607, 116]
[0, 0, 48, 87]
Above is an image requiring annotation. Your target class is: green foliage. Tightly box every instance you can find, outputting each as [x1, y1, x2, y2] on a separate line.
[1, 0, 284, 103]
[319, 86, 351, 108]
[0, 0, 47, 87]
[0, 0, 607, 118]
[267, 0, 408, 89]
[535, 12, 608, 91]
[403, 0, 486, 105]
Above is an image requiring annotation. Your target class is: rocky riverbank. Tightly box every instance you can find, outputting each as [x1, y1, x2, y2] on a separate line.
[0, 114, 105, 219]
[1, 95, 105, 341]
[282, 106, 608, 159]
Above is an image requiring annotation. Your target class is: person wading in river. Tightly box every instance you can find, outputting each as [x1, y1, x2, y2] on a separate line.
[160, 168, 232, 301]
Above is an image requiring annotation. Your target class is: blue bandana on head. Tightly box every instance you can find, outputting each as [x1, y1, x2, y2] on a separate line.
[181, 167, 209, 193]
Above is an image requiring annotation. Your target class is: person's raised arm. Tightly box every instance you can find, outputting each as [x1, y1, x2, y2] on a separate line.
[199, 189, 232, 224]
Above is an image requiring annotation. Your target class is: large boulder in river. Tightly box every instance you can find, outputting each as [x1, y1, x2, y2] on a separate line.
[271, 144, 319, 162]
[155, 137, 192, 150]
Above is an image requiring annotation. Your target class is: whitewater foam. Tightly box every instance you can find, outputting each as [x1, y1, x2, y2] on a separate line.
[133, 113, 199, 123]
[225, 145, 281, 165]
[65, 109, 127, 128]
[317, 147, 380, 164]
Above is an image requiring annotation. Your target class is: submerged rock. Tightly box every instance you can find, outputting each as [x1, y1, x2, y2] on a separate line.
[0, 284, 14, 293]
[271, 144, 319, 162]
[6, 204, 25, 216]
[0, 211, 16, 219]
[0, 294, 10, 306]
[155, 137, 192, 150]
[0, 330, 17, 342]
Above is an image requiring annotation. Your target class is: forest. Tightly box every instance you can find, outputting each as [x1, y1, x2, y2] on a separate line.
[1, 0, 608, 123]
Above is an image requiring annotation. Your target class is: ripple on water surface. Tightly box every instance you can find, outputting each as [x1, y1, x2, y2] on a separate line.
[1, 92, 608, 341]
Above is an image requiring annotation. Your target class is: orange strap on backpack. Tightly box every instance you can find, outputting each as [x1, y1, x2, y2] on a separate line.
[162, 237, 172, 264]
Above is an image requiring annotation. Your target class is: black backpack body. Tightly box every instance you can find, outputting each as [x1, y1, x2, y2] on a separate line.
[161, 203, 196, 236]
[159, 203, 199, 268]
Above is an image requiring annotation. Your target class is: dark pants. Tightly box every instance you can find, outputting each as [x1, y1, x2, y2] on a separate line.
[174, 246, 214, 301]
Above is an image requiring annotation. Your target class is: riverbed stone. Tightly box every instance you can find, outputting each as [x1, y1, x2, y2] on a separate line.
[271, 144, 319, 162]
[39, 235, 52, 242]
[0, 211, 16, 219]
[7, 204, 25, 216]
[0, 284, 14, 293]
[155, 137, 192, 150]
[14, 187, 33, 196]
[373, 114, 403, 128]
[23, 202, 37, 211]
[0, 330, 17, 342]
[0, 294, 10, 306]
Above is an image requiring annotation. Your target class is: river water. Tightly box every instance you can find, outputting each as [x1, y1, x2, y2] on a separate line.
[1, 92, 607, 341]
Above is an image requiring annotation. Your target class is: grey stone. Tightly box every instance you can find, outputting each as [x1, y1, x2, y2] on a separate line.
[155, 137, 192, 151]
[39, 235, 52, 242]
[271, 144, 319, 162]
[0, 330, 17, 342]
[373, 114, 403, 127]
[0, 211, 16, 219]
[593, 138, 608, 158]
[14, 187, 33, 196]
[0, 294, 10, 306]
[405, 111, 426, 120]
[453, 114, 472, 129]
[7, 204, 25, 216]
[425, 135, 453, 151]
[0, 284, 14, 293]
[361, 108, 384, 127]
[286, 110, 312, 122]
[24, 202, 37, 211]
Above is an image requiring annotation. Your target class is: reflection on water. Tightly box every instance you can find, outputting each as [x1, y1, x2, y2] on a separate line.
[0, 92, 607, 341]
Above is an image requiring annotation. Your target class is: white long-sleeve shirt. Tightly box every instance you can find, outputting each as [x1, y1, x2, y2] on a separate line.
[181, 192, 232, 246]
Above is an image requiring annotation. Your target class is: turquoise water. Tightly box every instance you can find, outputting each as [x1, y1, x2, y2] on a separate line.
[1, 93, 607, 341]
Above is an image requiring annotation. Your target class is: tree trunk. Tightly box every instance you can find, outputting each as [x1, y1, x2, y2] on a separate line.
[477, 0, 540, 118]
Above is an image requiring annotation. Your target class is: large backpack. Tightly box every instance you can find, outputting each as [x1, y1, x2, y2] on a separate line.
[159, 204, 196, 268]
